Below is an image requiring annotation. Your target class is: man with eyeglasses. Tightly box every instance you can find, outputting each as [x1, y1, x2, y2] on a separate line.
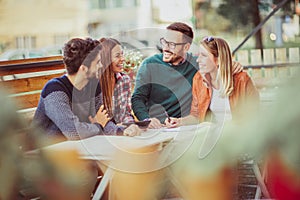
[131, 22, 242, 128]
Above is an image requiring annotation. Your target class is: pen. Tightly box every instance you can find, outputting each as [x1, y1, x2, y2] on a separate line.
[164, 111, 171, 123]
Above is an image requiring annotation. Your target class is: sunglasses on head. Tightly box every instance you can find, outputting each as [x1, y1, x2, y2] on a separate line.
[203, 36, 214, 43]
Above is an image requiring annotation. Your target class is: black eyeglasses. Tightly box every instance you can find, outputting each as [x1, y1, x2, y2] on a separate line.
[203, 36, 214, 43]
[160, 37, 187, 50]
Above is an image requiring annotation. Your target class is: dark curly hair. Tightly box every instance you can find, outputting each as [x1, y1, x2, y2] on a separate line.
[63, 37, 101, 75]
[166, 22, 194, 44]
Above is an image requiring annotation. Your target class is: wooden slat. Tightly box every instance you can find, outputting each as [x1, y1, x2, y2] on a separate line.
[0, 62, 64, 76]
[0, 56, 63, 66]
[263, 49, 275, 65]
[0, 56, 64, 76]
[289, 47, 300, 63]
[0, 56, 65, 111]
[275, 48, 287, 64]
[235, 50, 249, 65]
[0, 72, 65, 93]
[250, 49, 263, 65]
[12, 93, 41, 110]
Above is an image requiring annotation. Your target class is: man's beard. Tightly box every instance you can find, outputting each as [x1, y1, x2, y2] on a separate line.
[163, 50, 184, 65]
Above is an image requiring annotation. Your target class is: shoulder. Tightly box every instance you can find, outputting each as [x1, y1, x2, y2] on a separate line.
[233, 71, 252, 82]
[141, 53, 163, 65]
[193, 71, 202, 81]
[117, 72, 131, 82]
[192, 72, 207, 88]
[41, 75, 71, 98]
[186, 53, 199, 70]
[138, 54, 166, 74]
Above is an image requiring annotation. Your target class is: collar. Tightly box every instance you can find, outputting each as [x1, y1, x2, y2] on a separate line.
[115, 72, 123, 81]
[168, 53, 188, 66]
[200, 72, 212, 88]
[179, 54, 187, 64]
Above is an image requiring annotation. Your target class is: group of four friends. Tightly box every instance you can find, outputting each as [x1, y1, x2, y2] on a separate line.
[31, 22, 259, 199]
[32, 22, 258, 141]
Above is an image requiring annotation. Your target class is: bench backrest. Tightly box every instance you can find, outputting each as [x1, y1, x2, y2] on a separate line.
[0, 56, 65, 112]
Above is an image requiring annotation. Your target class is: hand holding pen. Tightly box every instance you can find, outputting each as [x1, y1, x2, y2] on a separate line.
[164, 111, 171, 123]
[164, 111, 180, 128]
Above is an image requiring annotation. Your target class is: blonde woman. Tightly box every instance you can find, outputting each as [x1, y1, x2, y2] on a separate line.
[166, 36, 259, 127]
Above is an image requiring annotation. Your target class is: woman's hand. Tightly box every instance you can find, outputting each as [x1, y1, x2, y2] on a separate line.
[148, 118, 163, 129]
[232, 61, 244, 74]
[123, 124, 142, 137]
[89, 105, 110, 127]
[164, 117, 181, 128]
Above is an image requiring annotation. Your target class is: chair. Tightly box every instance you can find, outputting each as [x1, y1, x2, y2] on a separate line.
[237, 158, 271, 199]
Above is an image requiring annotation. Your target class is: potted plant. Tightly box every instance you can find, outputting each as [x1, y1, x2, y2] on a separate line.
[123, 48, 143, 82]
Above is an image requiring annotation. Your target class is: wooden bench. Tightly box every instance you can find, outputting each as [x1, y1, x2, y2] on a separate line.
[0, 56, 65, 121]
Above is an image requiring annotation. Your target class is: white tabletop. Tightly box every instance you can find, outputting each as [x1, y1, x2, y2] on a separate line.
[28, 124, 209, 200]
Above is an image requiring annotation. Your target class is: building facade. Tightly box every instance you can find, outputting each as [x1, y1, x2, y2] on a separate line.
[0, 0, 89, 53]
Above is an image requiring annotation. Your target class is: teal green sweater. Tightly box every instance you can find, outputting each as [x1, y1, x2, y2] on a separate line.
[131, 53, 198, 123]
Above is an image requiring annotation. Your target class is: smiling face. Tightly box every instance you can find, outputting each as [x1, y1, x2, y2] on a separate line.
[162, 30, 189, 65]
[197, 45, 218, 75]
[110, 44, 124, 73]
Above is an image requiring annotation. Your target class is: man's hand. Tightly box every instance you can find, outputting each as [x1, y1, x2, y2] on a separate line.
[232, 61, 243, 74]
[148, 118, 163, 129]
[89, 105, 110, 127]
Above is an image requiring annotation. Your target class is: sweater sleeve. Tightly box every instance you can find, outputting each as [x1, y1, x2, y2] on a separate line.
[44, 91, 108, 140]
[131, 61, 151, 120]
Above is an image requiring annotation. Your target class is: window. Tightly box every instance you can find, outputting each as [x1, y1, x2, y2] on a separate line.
[96, 0, 138, 9]
[16, 36, 36, 49]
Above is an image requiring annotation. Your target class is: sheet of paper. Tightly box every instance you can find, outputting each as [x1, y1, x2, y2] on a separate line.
[161, 124, 205, 132]
[162, 127, 181, 132]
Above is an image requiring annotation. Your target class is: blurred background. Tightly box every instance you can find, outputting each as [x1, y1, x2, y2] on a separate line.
[0, 0, 299, 60]
[1, 1, 300, 199]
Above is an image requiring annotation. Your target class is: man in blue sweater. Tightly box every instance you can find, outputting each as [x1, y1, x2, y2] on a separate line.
[132, 22, 242, 129]
[33, 37, 140, 141]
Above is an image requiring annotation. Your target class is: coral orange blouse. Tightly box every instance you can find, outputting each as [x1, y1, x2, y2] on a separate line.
[190, 71, 259, 121]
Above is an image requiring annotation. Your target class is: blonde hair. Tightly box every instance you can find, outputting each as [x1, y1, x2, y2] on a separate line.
[201, 37, 233, 97]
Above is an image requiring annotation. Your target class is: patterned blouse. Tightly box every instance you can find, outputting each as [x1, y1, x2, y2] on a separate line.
[112, 72, 134, 123]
